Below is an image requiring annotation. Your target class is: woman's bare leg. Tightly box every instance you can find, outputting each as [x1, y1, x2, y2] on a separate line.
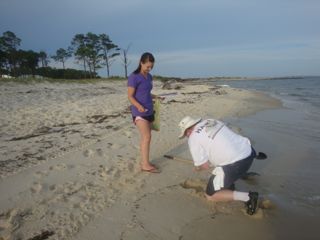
[135, 120, 154, 170]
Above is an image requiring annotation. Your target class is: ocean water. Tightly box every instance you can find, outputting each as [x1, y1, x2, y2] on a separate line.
[216, 77, 320, 143]
[214, 77, 320, 144]
[215, 77, 320, 106]
[215, 76, 320, 120]
[214, 77, 320, 238]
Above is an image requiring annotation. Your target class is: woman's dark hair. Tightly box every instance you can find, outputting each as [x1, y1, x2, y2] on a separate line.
[133, 52, 155, 74]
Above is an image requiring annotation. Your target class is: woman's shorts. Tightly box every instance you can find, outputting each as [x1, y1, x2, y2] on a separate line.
[206, 148, 256, 196]
[132, 114, 155, 124]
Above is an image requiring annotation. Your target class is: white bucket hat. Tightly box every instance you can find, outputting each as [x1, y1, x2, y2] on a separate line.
[178, 116, 202, 138]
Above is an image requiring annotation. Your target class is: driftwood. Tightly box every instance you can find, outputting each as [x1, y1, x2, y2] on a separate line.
[9, 127, 64, 141]
[162, 81, 183, 90]
[27, 230, 55, 240]
[163, 155, 193, 164]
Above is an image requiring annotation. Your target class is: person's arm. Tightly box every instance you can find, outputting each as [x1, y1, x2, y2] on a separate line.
[189, 138, 210, 171]
[193, 161, 211, 171]
[128, 87, 146, 113]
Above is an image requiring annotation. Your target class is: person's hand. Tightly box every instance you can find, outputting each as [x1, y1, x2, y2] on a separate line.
[193, 166, 201, 172]
[137, 105, 147, 112]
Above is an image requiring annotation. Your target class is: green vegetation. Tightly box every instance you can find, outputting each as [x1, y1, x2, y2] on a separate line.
[36, 67, 99, 79]
[0, 31, 129, 80]
[0, 76, 118, 84]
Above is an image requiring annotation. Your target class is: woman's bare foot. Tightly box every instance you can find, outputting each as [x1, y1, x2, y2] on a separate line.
[141, 163, 160, 173]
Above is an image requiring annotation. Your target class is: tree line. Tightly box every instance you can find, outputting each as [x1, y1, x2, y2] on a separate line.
[0, 31, 131, 79]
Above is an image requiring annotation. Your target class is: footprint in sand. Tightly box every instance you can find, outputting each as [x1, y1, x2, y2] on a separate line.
[96, 148, 104, 157]
[34, 170, 49, 178]
[180, 178, 206, 193]
[124, 130, 132, 137]
[67, 164, 75, 170]
[107, 143, 123, 150]
[113, 169, 121, 179]
[97, 165, 108, 179]
[30, 182, 43, 194]
[83, 149, 95, 157]
[0, 208, 22, 239]
[127, 162, 135, 172]
[49, 163, 67, 171]
[106, 166, 114, 175]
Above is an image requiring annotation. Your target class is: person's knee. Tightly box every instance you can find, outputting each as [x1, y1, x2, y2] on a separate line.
[141, 133, 151, 143]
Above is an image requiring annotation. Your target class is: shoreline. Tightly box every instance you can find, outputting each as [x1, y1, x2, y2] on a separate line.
[0, 80, 282, 240]
[1, 75, 313, 85]
[224, 107, 320, 240]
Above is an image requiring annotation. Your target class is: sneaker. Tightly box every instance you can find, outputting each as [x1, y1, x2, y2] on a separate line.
[245, 191, 259, 215]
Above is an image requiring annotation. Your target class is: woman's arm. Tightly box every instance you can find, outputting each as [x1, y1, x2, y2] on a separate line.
[128, 87, 146, 112]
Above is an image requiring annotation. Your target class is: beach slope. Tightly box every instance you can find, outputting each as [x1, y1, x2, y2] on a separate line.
[0, 80, 281, 240]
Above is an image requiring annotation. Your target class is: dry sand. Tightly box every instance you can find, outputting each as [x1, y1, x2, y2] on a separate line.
[0, 80, 281, 240]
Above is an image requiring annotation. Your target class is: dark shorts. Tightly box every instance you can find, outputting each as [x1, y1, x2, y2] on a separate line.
[206, 148, 256, 196]
[132, 114, 155, 123]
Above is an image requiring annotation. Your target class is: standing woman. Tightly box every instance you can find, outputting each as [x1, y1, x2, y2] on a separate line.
[127, 52, 160, 173]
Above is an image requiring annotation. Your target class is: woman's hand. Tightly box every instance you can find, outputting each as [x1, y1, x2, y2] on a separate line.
[137, 105, 146, 112]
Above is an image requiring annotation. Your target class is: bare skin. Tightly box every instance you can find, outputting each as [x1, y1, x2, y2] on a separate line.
[205, 190, 234, 202]
[128, 60, 159, 171]
[135, 119, 154, 170]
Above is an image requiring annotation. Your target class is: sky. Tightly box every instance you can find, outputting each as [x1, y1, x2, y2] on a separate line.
[1, 0, 319, 78]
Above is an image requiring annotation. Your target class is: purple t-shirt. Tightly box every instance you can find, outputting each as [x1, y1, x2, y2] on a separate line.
[127, 73, 153, 117]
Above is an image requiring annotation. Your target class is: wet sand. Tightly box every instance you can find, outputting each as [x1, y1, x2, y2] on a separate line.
[223, 108, 320, 240]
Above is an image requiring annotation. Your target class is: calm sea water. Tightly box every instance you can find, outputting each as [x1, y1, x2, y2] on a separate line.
[214, 77, 320, 144]
[216, 77, 320, 222]
[215, 76, 320, 119]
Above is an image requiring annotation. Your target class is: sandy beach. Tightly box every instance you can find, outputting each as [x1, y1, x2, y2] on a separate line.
[0, 79, 283, 240]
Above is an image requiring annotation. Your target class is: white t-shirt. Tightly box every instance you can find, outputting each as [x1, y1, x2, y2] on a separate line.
[188, 119, 252, 167]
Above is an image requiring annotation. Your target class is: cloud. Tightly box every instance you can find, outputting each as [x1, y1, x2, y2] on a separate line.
[1, 0, 319, 77]
[151, 38, 320, 77]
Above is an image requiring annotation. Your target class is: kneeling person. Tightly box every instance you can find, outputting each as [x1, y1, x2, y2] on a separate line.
[178, 116, 259, 215]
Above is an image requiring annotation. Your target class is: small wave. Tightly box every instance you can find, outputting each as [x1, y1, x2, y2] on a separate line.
[298, 97, 310, 102]
[305, 195, 320, 202]
[288, 93, 303, 97]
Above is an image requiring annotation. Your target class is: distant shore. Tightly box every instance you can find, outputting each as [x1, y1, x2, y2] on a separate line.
[0, 75, 311, 85]
[166, 76, 307, 82]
